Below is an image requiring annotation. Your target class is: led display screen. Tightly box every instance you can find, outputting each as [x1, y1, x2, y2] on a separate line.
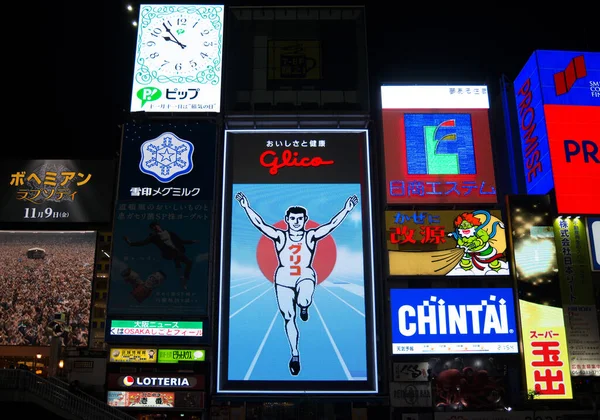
[385, 209, 510, 276]
[381, 85, 497, 204]
[217, 130, 378, 394]
[130, 4, 224, 113]
[107, 390, 204, 409]
[0, 160, 115, 223]
[107, 123, 215, 323]
[390, 288, 518, 355]
[0, 230, 96, 346]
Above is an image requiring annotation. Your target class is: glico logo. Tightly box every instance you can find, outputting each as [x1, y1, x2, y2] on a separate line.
[397, 294, 513, 337]
[554, 55, 587, 96]
[404, 114, 476, 175]
[259, 149, 334, 176]
[139, 132, 194, 183]
[121, 375, 192, 387]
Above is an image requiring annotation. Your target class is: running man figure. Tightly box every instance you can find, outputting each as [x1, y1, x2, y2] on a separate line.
[235, 191, 359, 376]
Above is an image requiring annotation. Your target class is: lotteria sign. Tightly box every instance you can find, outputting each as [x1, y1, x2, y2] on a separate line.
[390, 288, 518, 354]
[108, 373, 203, 390]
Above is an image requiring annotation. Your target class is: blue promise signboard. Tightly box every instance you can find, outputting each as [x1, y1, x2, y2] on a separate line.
[390, 288, 518, 354]
[514, 52, 553, 195]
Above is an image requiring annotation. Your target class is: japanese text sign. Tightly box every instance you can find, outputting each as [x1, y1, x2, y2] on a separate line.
[217, 130, 378, 394]
[381, 85, 497, 204]
[110, 348, 158, 363]
[385, 209, 510, 276]
[390, 288, 519, 355]
[0, 159, 115, 223]
[158, 348, 206, 363]
[553, 217, 593, 305]
[109, 320, 203, 337]
[519, 300, 572, 399]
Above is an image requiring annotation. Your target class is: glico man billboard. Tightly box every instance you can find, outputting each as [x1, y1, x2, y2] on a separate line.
[217, 130, 378, 394]
[381, 85, 497, 204]
[514, 50, 599, 214]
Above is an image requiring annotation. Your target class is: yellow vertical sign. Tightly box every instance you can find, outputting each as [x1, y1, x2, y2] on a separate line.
[519, 300, 572, 399]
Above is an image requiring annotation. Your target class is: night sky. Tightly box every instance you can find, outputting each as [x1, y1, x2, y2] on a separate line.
[15, 1, 598, 160]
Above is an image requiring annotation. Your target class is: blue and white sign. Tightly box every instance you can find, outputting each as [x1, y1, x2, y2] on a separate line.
[536, 50, 600, 107]
[587, 217, 600, 271]
[140, 132, 194, 183]
[390, 288, 518, 354]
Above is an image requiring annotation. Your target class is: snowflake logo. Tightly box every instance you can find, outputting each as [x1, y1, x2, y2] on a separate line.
[139, 132, 194, 183]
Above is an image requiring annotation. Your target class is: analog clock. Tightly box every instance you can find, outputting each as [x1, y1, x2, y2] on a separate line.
[135, 5, 223, 83]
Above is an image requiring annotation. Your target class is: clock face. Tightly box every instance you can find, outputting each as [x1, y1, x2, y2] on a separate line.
[139, 11, 220, 78]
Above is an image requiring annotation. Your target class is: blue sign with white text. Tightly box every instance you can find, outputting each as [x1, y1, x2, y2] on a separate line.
[514, 52, 554, 195]
[405, 114, 476, 175]
[536, 50, 600, 107]
[390, 288, 518, 354]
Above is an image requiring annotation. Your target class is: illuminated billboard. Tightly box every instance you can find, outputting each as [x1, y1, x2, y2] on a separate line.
[108, 123, 215, 321]
[109, 320, 203, 337]
[217, 130, 378, 394]
[130, 4, 224, 113]
[158, 348, 205, 363]
[390, 288, 519, 355]
[381, 85, 497, 204]
[385, 209, 510, 276]
[107, 390, 204, 409]
[544, 105, 599, 215]
[110, 348, 157, 363]
[519, 300, 572, 399]
[107, 373, 204, 390]
[514, 50, 599, 209]
[588, 217, 600, 271]
[0, 230, 96, 347]
[0, 160, 115, 223]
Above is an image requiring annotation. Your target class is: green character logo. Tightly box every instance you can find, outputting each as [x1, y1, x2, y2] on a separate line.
[137, 87, 162, 108]
[449, 210, 505, 272]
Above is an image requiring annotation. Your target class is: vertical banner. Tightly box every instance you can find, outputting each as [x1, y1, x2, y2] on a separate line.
[554, 217, 600, 376]
[107, 123, 216, 324]
[506, 195, 572, 399]
[587, 217, 600, 271]
[217, 130, 377, 393]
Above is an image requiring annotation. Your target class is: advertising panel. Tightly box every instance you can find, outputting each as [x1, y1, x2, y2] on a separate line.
[519, 300, 572, 399]
[107, 390, 204, 409]
[158, 348, 206, 363]
[535, 50, 600, 107]
[109, 348, 157, 363]
[108, 123, 215, 320]
[109, 320, 203, 337]
[217, 130, 377, 394]
[382, 85, 497, 204]
[514, 53, 554, 195]
[389, 382, 432, 408]
[0, 230, 96, 346]
[392, 362, 429, 382]
[0, 160, 115, 223]
[390, 288, 518, 355]
[587, 217, 600, 271]
[555, 217, 600, 376]
[130, 4, 224, 113]
[107, 373, 204, 390]
[543, 105, 600, 215]
[554, 217, 594, 305]
[385, 209, 510, 276]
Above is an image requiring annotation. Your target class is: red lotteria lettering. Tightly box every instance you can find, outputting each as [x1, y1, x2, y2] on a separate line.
[259, 149, 334, 175]
[517, 78, 543, 183]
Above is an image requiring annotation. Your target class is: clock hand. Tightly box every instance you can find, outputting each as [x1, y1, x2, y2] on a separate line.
[162, 23, 186, 49]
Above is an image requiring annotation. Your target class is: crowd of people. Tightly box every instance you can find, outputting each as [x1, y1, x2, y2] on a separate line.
[0, 231, 95, 347]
